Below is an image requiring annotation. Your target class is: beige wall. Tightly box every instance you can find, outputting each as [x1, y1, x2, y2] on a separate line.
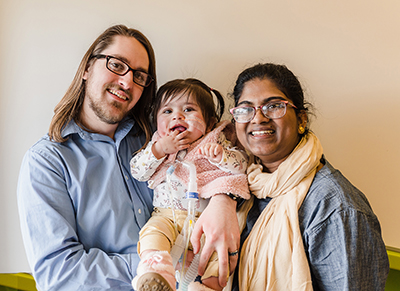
[1, 0, 399, 272]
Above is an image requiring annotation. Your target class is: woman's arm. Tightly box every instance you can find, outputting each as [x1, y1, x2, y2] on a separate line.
[301, 165, 389, 290]
[304, 209, 389, 290]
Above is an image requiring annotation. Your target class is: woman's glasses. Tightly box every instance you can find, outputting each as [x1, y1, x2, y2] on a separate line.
[94, 54, 153, 87]
[230, 100, 297, 123]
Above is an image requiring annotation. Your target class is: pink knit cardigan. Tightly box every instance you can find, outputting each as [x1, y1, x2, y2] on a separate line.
[149, 121, 250, 200]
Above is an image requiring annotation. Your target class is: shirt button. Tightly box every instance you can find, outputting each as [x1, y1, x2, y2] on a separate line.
[125, 175, 129, 180]
[138, 208, 142, 214]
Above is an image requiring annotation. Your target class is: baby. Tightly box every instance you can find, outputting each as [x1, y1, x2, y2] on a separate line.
[130, 78, 249, 291]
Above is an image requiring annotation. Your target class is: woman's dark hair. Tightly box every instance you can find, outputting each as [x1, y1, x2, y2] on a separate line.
[231, 63, 313, 134]
[152, 78, 224, 131]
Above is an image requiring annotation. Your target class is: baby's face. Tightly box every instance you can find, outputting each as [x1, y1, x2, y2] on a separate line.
[156, 94, 207, 143]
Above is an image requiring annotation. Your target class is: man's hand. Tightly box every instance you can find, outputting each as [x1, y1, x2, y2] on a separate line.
[191, 194, 240, 287]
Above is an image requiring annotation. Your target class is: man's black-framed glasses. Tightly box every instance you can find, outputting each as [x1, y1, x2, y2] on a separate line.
[230, 100, 297, 123]
[94, 54, 153, 87]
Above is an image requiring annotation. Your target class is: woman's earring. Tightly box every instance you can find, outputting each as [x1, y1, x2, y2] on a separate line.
[299, 126, 305, 134]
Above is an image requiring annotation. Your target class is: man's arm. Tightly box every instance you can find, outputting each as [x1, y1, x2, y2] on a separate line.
[190, 194, 240, 288]
[18, 148, 137, 291]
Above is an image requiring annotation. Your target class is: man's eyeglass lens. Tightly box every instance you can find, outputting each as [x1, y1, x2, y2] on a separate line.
[95, 55, 153, 87]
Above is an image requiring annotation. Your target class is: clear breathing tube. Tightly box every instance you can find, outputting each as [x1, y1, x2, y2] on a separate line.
[168, 158, 201, 291]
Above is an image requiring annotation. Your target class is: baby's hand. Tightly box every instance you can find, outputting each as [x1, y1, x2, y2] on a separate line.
[199, 143, 223, 164]
[153, 130, 190, 159]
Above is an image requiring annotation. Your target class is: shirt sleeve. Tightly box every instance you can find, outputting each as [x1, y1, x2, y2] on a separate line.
[130, 141, 165, 181]
[304, 210, 389, 291]
[300, 170, 389, 291]
[209, 132, 248, 174]
[17, 149, 136, 291]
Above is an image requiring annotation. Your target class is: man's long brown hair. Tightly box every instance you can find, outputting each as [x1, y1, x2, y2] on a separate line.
[48, 25, 157, 143]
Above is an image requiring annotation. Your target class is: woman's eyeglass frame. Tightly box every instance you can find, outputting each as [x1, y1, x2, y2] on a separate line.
[230, 99, 297, 123]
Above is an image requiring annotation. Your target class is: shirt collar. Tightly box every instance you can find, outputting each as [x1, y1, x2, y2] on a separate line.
[61, 117, 136, 142]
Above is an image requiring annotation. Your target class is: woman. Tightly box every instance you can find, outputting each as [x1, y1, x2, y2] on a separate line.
[230, 63, 389, 290]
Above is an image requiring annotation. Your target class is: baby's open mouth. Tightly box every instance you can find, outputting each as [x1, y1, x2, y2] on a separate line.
[171, 125, 187, 132]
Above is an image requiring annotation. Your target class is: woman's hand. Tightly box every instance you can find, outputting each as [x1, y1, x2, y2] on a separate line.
[191, 194, 240, 287]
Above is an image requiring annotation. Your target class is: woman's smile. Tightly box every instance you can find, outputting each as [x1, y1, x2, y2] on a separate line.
[235, 78, 303, 172]
[249, 128, 275, 137]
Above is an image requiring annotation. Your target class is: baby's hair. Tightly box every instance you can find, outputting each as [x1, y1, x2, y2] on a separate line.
[152, 78, 225, 131]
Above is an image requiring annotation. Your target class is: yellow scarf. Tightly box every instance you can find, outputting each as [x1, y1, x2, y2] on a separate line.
[237, 132, 323, 291]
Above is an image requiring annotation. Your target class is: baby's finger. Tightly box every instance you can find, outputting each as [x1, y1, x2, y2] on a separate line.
[177, 144, 190, 151]
[169, 130, 180, 137]
[214, 145, 222, 156]
[177, 130, 189, 139]
[198, 144, 209, 156]
[207, 144, 216, 156]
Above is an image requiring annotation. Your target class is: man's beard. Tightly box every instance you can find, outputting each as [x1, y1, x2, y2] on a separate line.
[88, 94, 127, 125]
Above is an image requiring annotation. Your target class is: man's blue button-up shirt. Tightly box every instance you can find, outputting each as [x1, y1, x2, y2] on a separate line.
[17, 118, 153, 291]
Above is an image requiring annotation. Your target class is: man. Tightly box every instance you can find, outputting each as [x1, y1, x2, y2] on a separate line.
[17, 25, 239, 291]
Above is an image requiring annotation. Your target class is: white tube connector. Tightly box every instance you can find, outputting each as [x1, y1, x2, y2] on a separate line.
[182, 161, 197, 194]
[181, 161, 198, 216]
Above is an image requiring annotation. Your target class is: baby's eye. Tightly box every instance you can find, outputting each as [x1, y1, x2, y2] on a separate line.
[162, 109, 172, 114]
[184, 107, 195, 112]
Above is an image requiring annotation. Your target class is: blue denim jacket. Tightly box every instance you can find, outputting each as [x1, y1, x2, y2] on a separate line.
[232, 158, 389, 290]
